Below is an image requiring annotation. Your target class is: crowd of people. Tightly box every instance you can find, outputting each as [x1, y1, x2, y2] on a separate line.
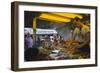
[24, 16, 90, 61]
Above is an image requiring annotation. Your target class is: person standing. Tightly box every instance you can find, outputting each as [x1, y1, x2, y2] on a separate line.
[25, 33, 33, 49]
[73, 17, 90, 42]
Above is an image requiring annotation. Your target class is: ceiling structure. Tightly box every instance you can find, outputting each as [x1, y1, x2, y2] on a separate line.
[38, 12, 83, 23]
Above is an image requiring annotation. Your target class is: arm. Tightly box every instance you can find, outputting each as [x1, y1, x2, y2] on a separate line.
[75, 32, 90, 49]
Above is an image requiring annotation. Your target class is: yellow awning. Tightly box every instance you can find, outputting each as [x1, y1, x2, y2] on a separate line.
[50, 12, 83, 19]
[38, 13, 71, 23]
[38, 12, 83, 23]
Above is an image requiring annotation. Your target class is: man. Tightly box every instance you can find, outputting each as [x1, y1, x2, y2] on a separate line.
[25, 33, 33, 49]
[72, 17, 90, 54]
[73, 17, 90, 43]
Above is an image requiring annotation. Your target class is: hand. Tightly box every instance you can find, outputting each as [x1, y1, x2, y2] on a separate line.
[74, 45, 81, 49]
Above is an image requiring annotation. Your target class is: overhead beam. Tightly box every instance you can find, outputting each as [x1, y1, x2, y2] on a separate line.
[50, 12, 83, 19]
[38, 12, 71, 23]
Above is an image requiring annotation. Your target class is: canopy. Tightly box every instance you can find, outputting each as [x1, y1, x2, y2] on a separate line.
[39, 13, 70, 23]
[50, 12, 83, 19]
[38, 12, 83, 23]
